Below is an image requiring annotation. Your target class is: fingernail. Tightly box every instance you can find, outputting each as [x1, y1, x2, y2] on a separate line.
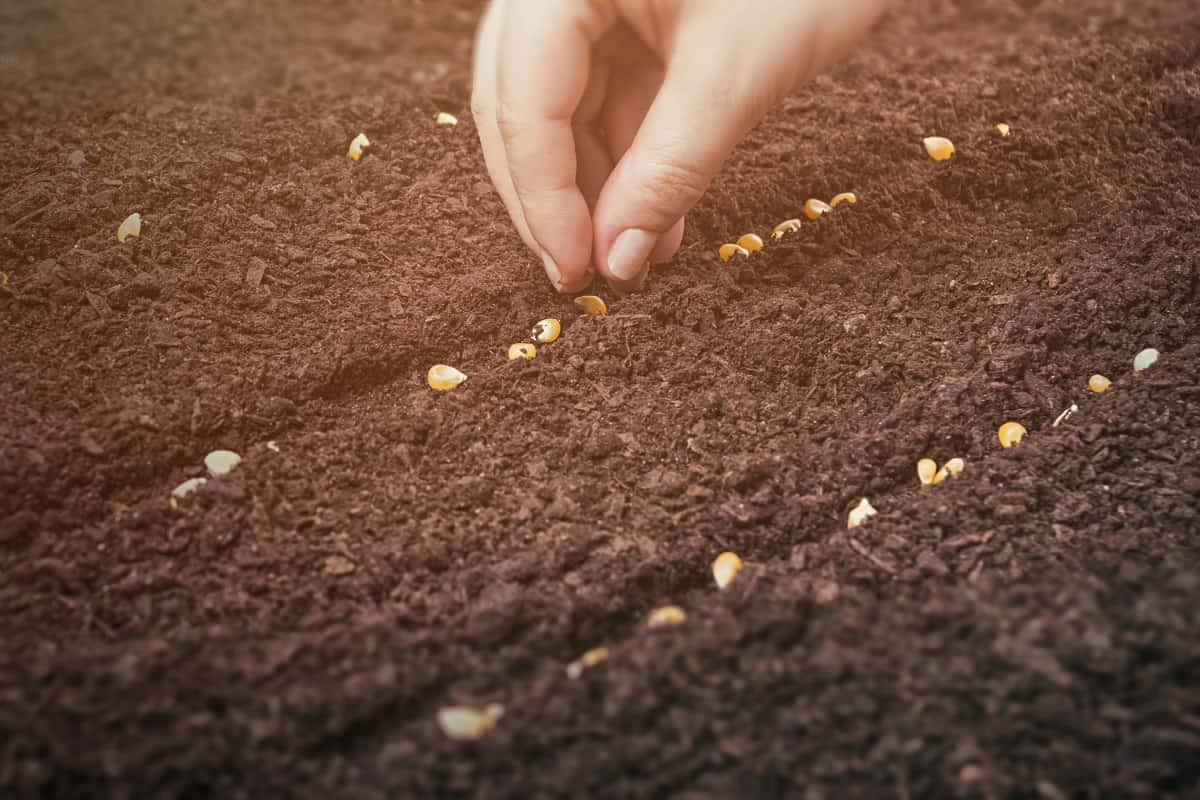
[541, 250, 563, 290]
[607, 229, 657, 283]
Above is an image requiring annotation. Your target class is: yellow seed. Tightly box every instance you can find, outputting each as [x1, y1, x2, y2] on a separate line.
[829, 192, 858, 207]
[932, 466, 949, 486]
[507, 342, 536, 361]
[574, 295, 607, 316]
[427, 364, 468, 391]
[771, 219, 802, 241]
[718, 243, 751, 262]
[917, 458, 938, 486]
[943, 458, 965, 476]
[0, 272, 7, 287]
[923, 136, 956, 161]
[712, 551, 743, 590]
[995, 123, 1011, 137]
[566, 646, 609, 679]
[1133, 348, 1159, 373]
[737, 233, 764, 254]
[169, 477, 207, 509]
[804, 198, 833, 221]
[437, 704, 504, 741]
[997, 421, 1027, 449]
[1088, 374, 1112, 394]
[347, 132, 370, 161]
[847, 497, 877, 529]
[435, 112, 458, 127]
[531, 318, 561, 344]
[117, 212, 142, 243]
[646, 605, 686, 628]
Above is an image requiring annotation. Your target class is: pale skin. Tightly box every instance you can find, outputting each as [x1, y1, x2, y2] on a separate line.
[472, 0, 890, 294]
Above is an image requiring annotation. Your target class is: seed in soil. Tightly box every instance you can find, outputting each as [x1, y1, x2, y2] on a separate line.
[531, 318, 561, 344]
[204, 450, 242, 478]
[847, 498, 877, 529]
[997, 421, 1027, 448]
[719, 243, 751, 262]
[435, 112, 458, 126]
[566, 646, 609, 679]
[1133, 348, 1159, 373]
[1, 272, 7, 286]
[507, 342, 536, 361]
[737, 233, 764, 254]
[437, 704, 504, 741]
[1088, 374, 1112, 393]
[427, 364, 468, 391]
[347, 132, 370, 161]
[771, 219, 802, 240]
[117, 212, 142, 243]
[574, 295, 607, 316]
[1053, 403, 1079, 428]
[996, 123, 1012, 137]
[830, 192, 858, 207]
[169, 477, 207, 508]
[935, 457, 966, 485]
[266, 440, 280, 453]
[647, 605, 687, 628]
[712, 551, 743, 590]
[804, 198, 832, 220]
[917, 458, 938, 486]
[923, 136, 956, 161]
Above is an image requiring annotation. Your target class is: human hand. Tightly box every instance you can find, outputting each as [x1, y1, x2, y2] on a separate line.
[471, 0, 888, 294]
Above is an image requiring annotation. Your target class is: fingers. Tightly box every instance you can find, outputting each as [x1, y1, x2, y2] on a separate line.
[471, 0, 537, 254]
[494, 0, 618, 293]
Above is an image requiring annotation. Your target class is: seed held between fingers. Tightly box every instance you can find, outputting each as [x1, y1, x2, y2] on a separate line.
[923, 136, 956, 161]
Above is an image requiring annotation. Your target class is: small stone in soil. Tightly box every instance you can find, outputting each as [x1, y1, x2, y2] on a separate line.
[204, 449, 242, 477]
[68, 150, 86, 167]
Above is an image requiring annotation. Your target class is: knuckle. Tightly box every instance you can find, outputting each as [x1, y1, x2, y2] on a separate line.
[638, 158, 709, 211]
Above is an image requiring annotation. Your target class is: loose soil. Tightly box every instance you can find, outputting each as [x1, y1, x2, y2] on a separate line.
[2, 0, 1199, 797]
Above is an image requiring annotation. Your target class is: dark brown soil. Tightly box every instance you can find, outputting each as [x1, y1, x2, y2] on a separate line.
[2, 0, 1199, 797]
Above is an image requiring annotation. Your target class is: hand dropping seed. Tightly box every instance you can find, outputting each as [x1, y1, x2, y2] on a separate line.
[437, 704, 503, 741]
[737, 233, 764, 254]
[117, 212, 142, 243]
[997, 421, 1027, 448]
[923, 136, 956, 161]
[531, 318, 561, 344]
[507, 342, 536, 361]
[347, 132, 370, 161]
[712, 551, 743, 590]
[427, 364, 468, 391]
[647, 605, 687, 628]
[1088, 374, 1111, 394]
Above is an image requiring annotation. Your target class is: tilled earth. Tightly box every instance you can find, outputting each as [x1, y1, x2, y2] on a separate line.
[2, 0, 1199, 797]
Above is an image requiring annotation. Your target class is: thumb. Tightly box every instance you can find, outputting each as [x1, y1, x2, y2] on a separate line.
[592, 53, 763, 289]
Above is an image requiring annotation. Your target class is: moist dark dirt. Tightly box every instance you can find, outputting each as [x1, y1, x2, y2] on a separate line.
[2, 0, 1199, 797]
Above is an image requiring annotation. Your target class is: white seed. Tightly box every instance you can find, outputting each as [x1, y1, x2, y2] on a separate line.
[266, 440, 281, 453]
[437, 704, 504, 741]
[1133, 348, 1159, 373]
[847, 498, 877, 529]
[117, 212, 142, 243]
[435, 112, 459, 127]
[204, 449, 242, 478]
[347, 132, 370, 161]
[712, 551, 743, 590]
[169, 477, 207, 508]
